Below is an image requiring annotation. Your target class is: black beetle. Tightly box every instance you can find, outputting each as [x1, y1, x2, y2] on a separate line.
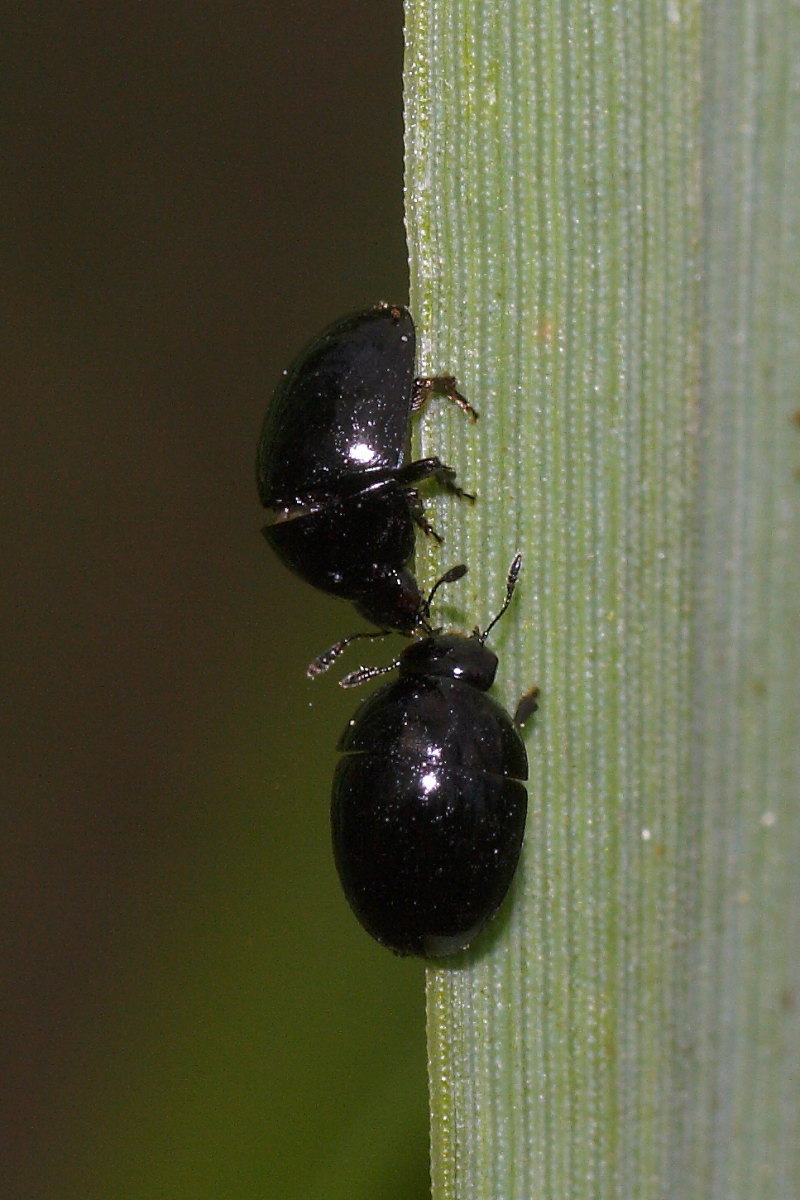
[256, 303, 477, 637]
[331, 555, 536, 958]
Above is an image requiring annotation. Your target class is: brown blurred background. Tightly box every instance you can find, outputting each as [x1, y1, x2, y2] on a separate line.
[1, 4, 430, 1197]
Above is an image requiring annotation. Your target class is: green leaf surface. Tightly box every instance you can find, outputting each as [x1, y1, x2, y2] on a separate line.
[404, 0, 799, 1197]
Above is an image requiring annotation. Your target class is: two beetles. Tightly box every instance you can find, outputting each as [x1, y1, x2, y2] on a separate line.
[256, 302, 534, 958]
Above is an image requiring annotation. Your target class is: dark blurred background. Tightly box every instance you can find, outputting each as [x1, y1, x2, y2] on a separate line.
[1, 5, 430, 1197]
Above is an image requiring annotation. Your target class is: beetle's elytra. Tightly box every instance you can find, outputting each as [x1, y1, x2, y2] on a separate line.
[331, 556, 535, 958]
[256, 303, 476, 635]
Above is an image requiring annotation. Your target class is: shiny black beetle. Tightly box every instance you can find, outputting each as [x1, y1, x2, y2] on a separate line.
[331, 555, 536, 958]
[256, 303, 476, 636]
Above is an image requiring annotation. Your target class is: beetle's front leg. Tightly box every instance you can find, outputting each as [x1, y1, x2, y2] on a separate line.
[411, 375, 479, 422]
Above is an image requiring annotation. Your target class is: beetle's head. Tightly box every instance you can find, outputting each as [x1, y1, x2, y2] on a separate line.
[399, 633, 498, 690]
[397, 553, 523, 690]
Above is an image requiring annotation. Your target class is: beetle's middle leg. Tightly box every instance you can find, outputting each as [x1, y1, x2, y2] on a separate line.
[399, 457, 475, 542]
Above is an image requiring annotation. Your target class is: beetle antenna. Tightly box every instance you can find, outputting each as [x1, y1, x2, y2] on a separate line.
[479, 553, 522, 643]
[340, 659, 402, 689]
[422, 563, 468, 622]
[307, 630, 392, 679]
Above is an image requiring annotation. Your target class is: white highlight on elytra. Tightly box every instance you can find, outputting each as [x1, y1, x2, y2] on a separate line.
[421, 772, 439, 795]
[348, 442, 376, 465]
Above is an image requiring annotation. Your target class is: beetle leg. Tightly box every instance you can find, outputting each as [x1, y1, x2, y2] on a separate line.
[399, 456, 476, 503]
[432, 461, 476, 503]
[406, 488, 444, 543]
[412, 375, 479, 422]
[513, 686, 540, 728]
